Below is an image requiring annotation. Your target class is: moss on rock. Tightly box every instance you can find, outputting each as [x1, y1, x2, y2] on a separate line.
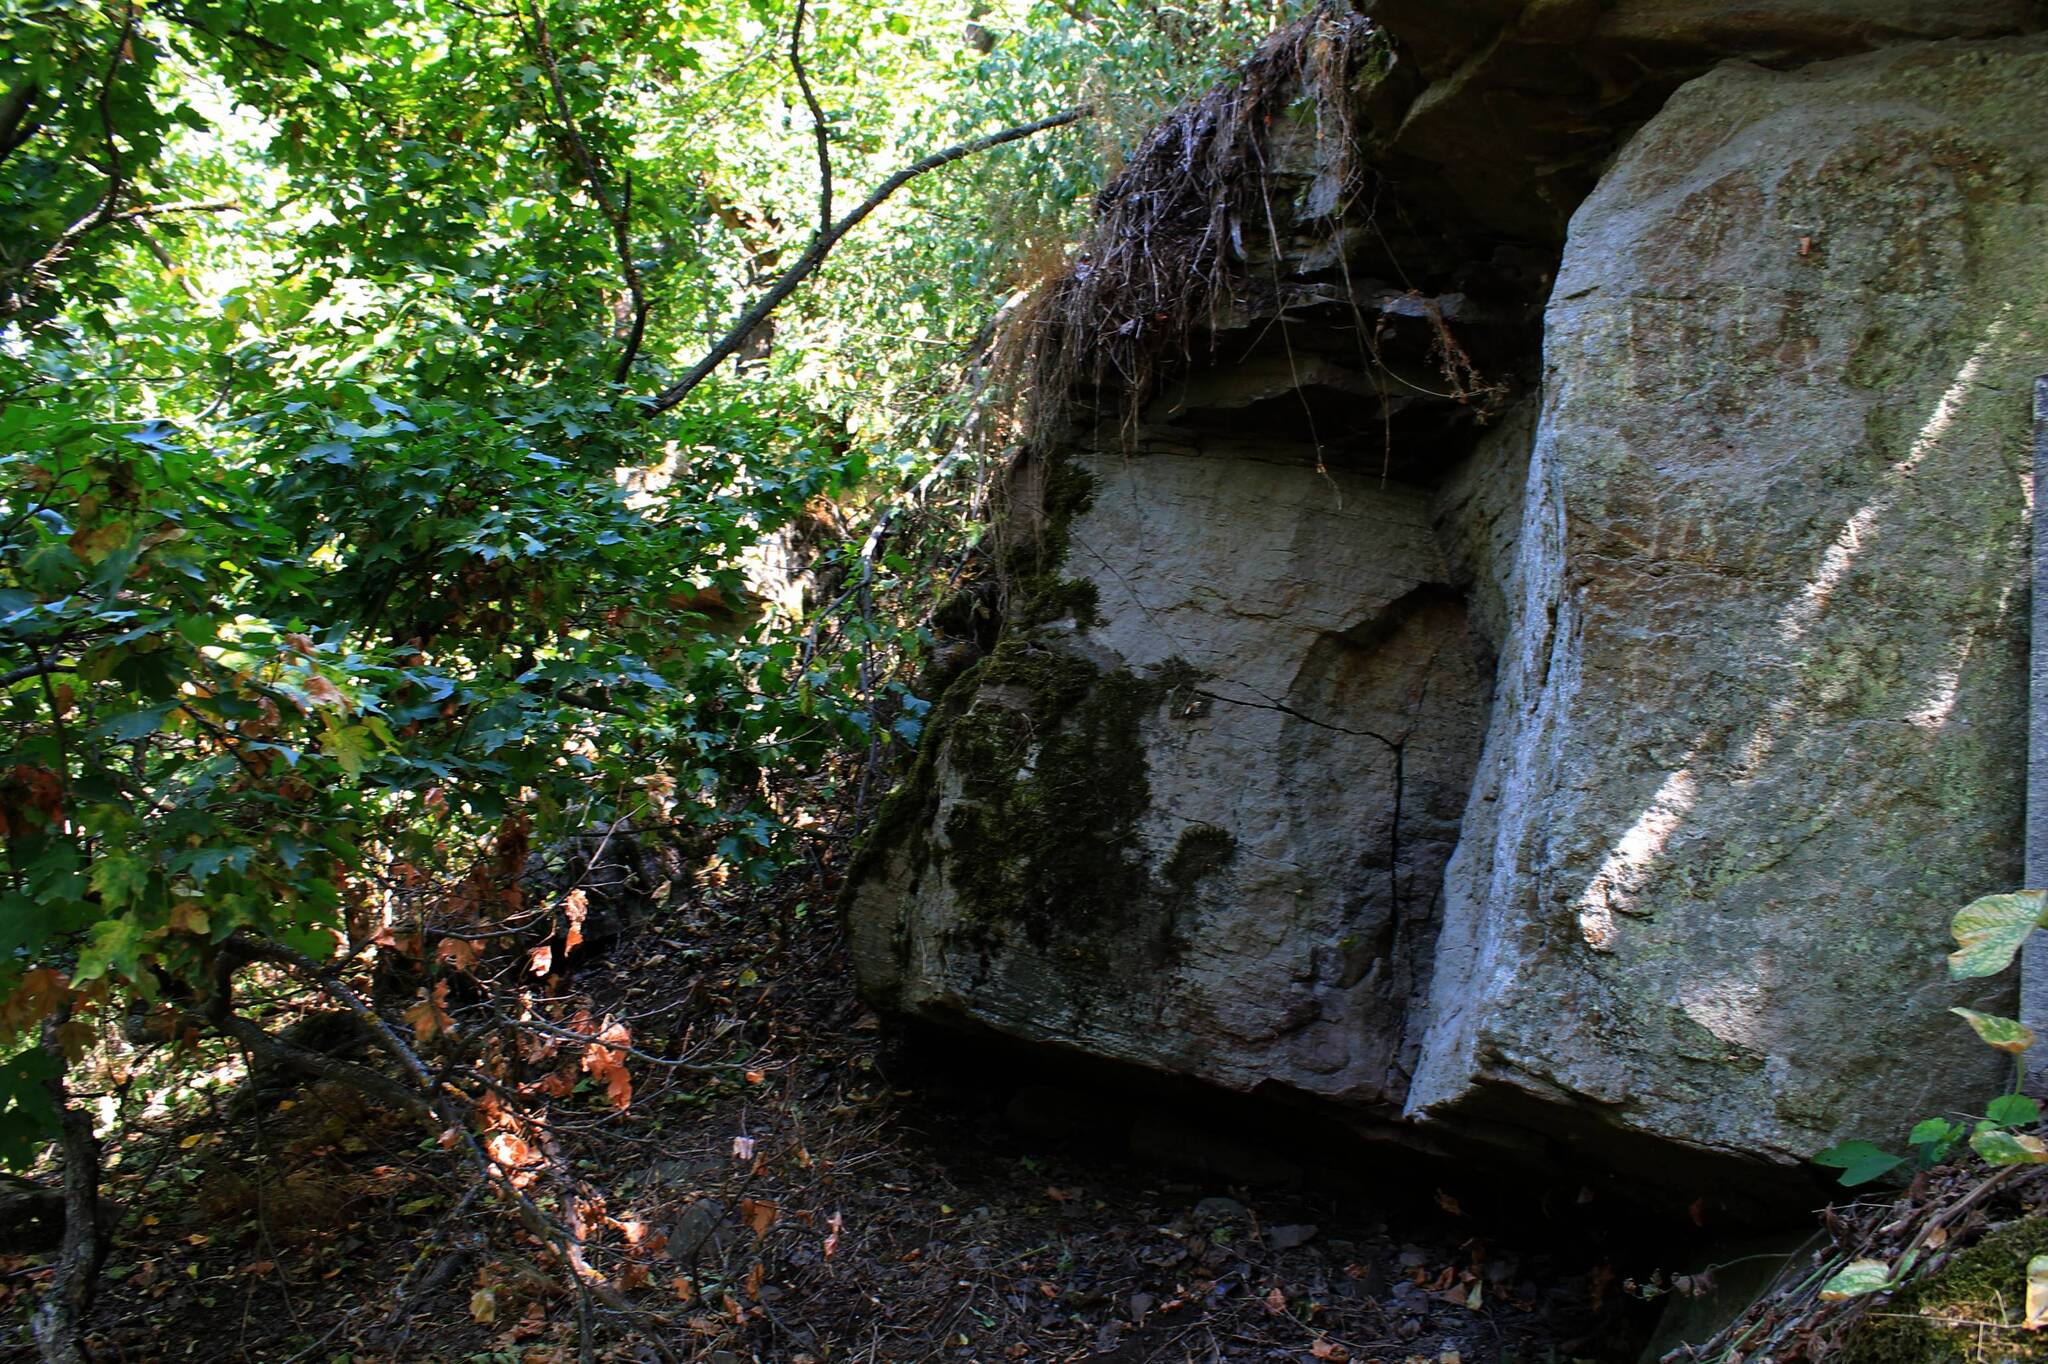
[1007, 453, 1104, 630]
[1840, 1215, 2048, 1364]
[935, 640, 1233, 971]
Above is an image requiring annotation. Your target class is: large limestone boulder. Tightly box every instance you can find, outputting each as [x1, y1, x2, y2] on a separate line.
[1408, 37, 2048, 1163]
[847, 19, 2048, 1185]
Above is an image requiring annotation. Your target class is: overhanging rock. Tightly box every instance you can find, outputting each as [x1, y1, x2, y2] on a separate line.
[846, 6, 2048, 1190]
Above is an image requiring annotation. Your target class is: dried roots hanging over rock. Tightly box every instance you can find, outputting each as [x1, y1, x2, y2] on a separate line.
[1010, 1, 1385, 438]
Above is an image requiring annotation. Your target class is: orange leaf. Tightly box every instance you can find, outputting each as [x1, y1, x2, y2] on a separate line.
[563, 888, 588, 955]
[527, 944, 552, 977]
[436, 937, 481, 972]
[579, 1020, 632, 1109]
[738, 1198, 779, 1240]
[671, 1276, 695, 1304]
[403, 981, 455, 1042]
[745, 1262, 765, 1300]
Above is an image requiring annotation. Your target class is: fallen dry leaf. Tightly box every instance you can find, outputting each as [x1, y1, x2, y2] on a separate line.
[739, 1197, 779, 1240]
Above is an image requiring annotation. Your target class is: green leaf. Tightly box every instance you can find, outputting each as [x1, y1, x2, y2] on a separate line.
[0, 1046, 62, 1171]
[73, 915, 149, 985]
[1813, 1140, 1907, 1187]
[1969, 1128, 2048, 1166]
[1948, 891, 2048, 979]
[89, 852, 151, 908]
[319, 716, 378, 777]
[93, 705, 176, 742]
[1819, 1259, 1895, 1301]
[1986, 1094, 2041, 1129]
[1951, 1007, 2036, 1054]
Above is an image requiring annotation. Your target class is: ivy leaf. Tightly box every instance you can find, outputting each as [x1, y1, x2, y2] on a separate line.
[1952, 1007, 2036, 1054]
[1812, 1140, 1906, 1187]
[1986, 1094, 2041, 1129]
[1818, 1259, 1894, 1301]
[1948, 891, 2048, 980]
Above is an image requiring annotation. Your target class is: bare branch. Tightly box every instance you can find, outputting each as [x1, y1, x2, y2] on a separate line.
[522, 0, 649, 384]
[112, 198, 238, 221]
[0, 2, 140, 318]
[640, 104, 1089, 419]
[790, 0, 831, 242]
[0, 659, 72, 688]
[0, 78, 43, 166]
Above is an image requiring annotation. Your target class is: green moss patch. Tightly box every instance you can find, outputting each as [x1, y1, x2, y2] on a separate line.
[936, 640, 1231, 973]
[1840, 1215, 2048, 1364]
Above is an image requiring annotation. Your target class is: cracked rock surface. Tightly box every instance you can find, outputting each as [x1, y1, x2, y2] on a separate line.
[845, 6, 2048, 1192]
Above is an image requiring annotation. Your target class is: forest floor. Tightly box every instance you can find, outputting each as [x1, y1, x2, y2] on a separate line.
[3, 836, 1682, 1364]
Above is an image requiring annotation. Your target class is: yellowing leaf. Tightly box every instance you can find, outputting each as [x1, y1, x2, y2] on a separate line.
[1971, 1129, 2048, 1166]
[1819, 1259, 1893, 1301]
[469, 1286, 497, 1323]
[167, 901, 211, 937]
[1949, 891, 2048, 980]
[1952, 1007, 2036, 1054]
[2026, 1255, 2048, 1330]
[89, 853, 151, 909]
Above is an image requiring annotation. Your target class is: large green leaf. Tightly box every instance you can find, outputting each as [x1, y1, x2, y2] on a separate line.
[1949, 891, 2048, 980]
[1812, 1140, 1906, 1187]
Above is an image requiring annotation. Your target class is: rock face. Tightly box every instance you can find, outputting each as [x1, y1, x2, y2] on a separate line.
[1361, 0, 2048, 239]
[847, 8, 2048, 1186]
[1410, 37, 2048, 1163]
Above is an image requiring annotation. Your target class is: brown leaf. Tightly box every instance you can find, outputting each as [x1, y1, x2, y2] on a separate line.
[527, 944, 553, 977]
[671, 1276, 695, 1303]
[580, 1020, 632, 1109]
[739, 1197, 779, 1240]
[437, 937, 481, 972]
[1311, 1340, 1351, 1362]
[1265, 1286, 1288, 1315]
[403, 981, 455, 1042]
[745, 1262, 765, 1300]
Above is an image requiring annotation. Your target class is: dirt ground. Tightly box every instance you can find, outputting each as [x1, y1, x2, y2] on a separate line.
[3, 855, 1702, 1364]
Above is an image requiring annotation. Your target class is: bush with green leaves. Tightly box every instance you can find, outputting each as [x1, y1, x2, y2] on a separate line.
[0, 0, 1308, 1206]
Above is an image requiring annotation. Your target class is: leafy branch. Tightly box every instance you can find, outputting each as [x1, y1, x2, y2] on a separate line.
[640, 103, 1091, 419]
